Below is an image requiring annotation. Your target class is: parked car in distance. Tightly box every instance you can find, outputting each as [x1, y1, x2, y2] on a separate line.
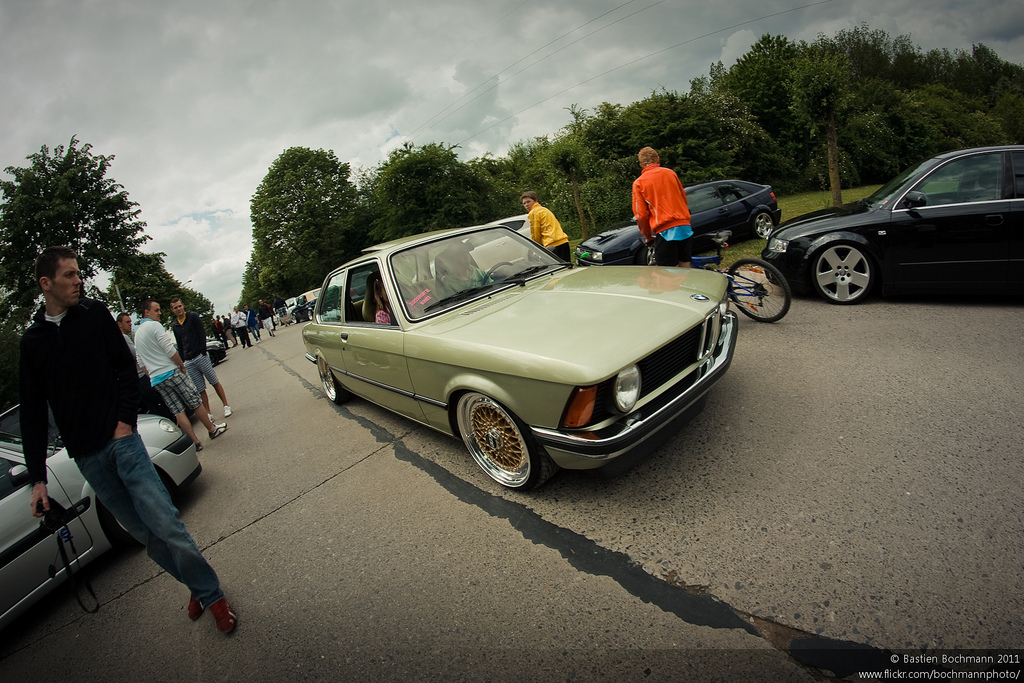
[483, 214, 531, 238]
[762, 145, 1024, 304]
[206, 336, 227, 365]
[303, 224, 737, 490]
[291, 289, 319, 323]
[0, 406, 202, 630]
[575, 180, 781, 267]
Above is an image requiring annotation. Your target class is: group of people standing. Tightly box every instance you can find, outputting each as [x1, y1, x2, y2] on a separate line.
[14, 147, 686, 642]
[212, 299, 280, 349]
[521, 146, 692, 268]
[21, 248, 238, 635]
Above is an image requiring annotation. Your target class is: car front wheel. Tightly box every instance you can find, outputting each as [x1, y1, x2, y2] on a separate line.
[753, 211, 775, 239]
[455, 392, 557, 490]
[812, 243, 875, 304]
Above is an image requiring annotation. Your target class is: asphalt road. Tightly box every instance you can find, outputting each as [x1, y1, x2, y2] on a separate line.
[1, 292, 1021, 681]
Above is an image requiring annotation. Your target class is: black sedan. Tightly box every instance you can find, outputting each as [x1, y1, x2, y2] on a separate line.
[574, 180, 781, 266]
[762, 145, 1024, 304]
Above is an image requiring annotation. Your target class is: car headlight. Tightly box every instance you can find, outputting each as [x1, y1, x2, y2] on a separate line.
[767, 237, 789, 253]
[614, 364, 641, 413]
[157, 418, 179, 433]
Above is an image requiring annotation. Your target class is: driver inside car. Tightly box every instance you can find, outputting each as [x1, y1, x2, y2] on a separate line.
[435, 244, 488, 297]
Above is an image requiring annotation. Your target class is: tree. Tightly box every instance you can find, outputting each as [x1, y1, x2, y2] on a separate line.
[368, 143, 490, 242]
[0, 136, 149, 320]
[547, 108, 593, 239]
[107, 252, 214, 327]
[791, 46, 851, 205]
[721, 35, 803, 151]
[250, 147, 362, 298]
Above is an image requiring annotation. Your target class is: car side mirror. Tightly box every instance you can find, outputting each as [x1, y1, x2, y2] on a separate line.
[903, 191, 927, 209]
[9, 464, 30, 487]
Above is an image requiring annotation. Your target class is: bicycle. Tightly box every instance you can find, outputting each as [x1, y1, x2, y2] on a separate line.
[647, 229, 792, 323]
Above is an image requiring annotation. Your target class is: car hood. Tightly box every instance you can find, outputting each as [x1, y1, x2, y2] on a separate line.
[772, 201, 878, 240]
[577, 222, 637, 251]
[406, 266, 727, 384]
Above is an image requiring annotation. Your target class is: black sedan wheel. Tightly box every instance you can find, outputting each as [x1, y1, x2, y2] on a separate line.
[812, 243, 875, 304]
[456, 392, 557, 490]
[753, 211, 775, 239]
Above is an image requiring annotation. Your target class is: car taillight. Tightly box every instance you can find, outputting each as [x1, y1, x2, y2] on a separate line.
[562, 385, 597, 428]
[770, 191, 777, 201]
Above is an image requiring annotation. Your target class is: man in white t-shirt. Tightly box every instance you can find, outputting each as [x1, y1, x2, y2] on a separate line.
[135, 300, 227, 450]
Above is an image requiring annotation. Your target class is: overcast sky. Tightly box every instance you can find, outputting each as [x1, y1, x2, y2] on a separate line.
[2, 0, 1022, 314]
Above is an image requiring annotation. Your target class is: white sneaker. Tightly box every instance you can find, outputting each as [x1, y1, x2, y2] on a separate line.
[224, 406, 232, 417]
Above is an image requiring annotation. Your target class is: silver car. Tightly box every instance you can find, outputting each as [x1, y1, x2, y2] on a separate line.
[0, 406, 202, 630]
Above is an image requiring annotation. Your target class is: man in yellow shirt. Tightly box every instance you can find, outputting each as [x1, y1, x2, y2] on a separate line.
[521, 191, 570, 262]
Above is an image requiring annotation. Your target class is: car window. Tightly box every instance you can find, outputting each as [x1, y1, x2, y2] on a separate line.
[716, 183, 748, 202]
[318, 272, 346, 323]
[1013, 152, 1024, 197]
[686, 186, 724, 214]
[912, 153, 1003, 206]
[0, 406, 59, 447]
[343, 262, 395, 325]
[391, 228, 558, 320]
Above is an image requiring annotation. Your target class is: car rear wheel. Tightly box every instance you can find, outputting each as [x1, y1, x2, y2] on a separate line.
[752, 211, 775, 239]
[455, 392, 557, 490]
[97, 470, 178, 547]
[812, 243, 875, 304]
[319, 357, 351, 404]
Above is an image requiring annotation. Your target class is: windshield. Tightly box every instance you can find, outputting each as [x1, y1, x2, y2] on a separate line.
[861, 158, 936, 209]
[390, 227, 564, 320]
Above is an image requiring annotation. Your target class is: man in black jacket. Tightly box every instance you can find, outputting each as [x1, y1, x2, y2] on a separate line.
[20, 246, 238, 634]
[170, 297, 232, 421]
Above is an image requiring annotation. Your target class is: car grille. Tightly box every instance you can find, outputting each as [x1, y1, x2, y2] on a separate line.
[637, 326, 701, 399]
[589, 325, 703, 424]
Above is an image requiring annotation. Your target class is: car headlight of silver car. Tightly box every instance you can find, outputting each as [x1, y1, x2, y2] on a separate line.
[157, 418, 179, 433]
[613, 364, 641, 413]
[767, 237, 789, 253]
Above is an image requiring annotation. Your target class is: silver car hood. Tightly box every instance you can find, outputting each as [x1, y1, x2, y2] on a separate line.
[406, 266, 727, 383]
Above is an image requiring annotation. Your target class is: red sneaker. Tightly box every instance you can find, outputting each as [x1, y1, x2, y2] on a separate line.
[209, 597, 237, 633]
[187, 595, 204, 621]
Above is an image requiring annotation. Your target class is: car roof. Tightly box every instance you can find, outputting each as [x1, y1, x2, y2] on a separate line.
[932, 145, 1024, 160]
[482, 214, 528, 226]
[360, 223, 521, 256]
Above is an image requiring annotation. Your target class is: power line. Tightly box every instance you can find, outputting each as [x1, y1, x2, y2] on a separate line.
[379, 0, 534, 123]
[407, 0, 656, 139]
[454, 0, 835, 146]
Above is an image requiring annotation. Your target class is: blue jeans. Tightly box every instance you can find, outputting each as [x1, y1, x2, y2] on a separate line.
[76, 432, 223, 608]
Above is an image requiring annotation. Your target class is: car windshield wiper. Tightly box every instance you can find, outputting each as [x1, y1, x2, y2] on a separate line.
[423, 284, 497, 312]
[504, 263, 566, 285]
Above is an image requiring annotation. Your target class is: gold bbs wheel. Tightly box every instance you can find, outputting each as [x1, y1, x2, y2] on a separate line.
[455, 392, 556, 489]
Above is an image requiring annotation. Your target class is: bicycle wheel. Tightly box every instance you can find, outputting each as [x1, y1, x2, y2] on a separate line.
[726, 258, 792, 323]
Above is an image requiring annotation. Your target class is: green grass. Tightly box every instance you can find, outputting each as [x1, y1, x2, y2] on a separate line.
[704, 184, 882, 268]
[567, 184, 883, 268]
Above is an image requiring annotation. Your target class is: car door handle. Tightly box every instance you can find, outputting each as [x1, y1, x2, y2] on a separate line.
[985, 214, 1003, 226]
[339, 332, 348, 341]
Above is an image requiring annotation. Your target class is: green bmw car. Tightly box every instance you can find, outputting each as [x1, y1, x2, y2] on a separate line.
[303, 225, 737, 490]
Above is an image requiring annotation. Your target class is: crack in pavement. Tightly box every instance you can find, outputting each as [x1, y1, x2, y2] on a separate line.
[276, 349, 908, 678]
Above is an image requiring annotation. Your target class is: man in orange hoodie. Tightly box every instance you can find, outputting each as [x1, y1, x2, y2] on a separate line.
[632, 147, 692, 267]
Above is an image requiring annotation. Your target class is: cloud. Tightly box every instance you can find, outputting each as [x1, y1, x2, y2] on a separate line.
[2, 0, 1022, 314]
